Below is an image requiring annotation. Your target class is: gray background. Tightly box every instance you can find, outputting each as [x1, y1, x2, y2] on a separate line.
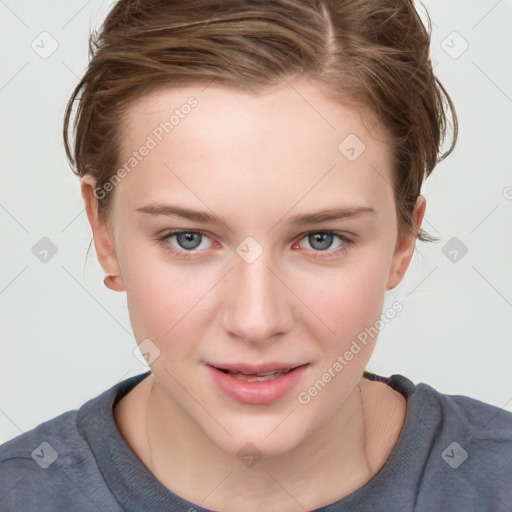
[1, 0, 511, 444]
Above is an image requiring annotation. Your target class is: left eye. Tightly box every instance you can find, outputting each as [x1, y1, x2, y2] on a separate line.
[295, 232, 348, 252]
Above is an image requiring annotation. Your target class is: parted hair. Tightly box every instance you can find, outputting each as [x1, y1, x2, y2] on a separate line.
[64, 0, 457, 242]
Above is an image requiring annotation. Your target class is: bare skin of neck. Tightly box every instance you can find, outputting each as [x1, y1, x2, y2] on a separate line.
[114, 374, 406, 512]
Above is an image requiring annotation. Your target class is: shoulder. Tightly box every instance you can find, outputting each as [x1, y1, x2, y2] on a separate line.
[0, 403, 121, 511]
[385, 373, 512, 439]
[411, 381, 512, 509]
[420, 382, 512, 444]
[1, 409, 77, 459]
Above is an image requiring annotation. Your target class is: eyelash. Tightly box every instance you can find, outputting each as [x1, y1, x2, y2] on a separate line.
[154, 229, 353, 260]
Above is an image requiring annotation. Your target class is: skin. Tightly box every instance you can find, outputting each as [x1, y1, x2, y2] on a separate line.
[81, 78, 426, 511]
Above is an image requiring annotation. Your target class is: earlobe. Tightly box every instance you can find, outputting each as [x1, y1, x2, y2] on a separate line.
[80, 175, 126, 292]
[386, 195, 427, 290]
[103, 274, 124, 292]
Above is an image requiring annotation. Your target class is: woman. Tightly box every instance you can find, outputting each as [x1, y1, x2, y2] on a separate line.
[1, 1, 511, 510]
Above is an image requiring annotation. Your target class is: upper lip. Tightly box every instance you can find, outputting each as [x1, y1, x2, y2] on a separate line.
[207, 362, 308, 374]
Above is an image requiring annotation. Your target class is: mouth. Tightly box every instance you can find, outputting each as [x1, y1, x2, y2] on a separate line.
[206, 362, 309, 405]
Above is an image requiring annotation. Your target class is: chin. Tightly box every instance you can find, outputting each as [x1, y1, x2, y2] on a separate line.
[204, 418, 309, 461]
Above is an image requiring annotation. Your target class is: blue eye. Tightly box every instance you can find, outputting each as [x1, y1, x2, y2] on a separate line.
[160, 230, 211, 253]
[296, 232, 351, 255]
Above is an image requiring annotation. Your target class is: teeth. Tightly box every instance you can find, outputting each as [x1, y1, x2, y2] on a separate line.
[225, 368, 292, 382]
[251, 370, 284, 376]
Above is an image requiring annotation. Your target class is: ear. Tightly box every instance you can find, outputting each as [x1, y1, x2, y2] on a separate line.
[81, 175, 125, 292]
[386, 195, 427, 290]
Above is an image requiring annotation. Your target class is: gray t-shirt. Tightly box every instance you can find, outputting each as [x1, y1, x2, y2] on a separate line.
[1, 370, 511, 511]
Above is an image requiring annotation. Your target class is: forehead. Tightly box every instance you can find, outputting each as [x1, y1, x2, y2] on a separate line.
[116, 79, 394, 217]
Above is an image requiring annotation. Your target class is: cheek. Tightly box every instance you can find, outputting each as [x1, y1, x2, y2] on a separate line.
[121, 245, 218, 364]
[119, 237, 180, 340]
[294, 261, 390, 420]
[299, 256, 390, 347]
[124, 264, 199, 340]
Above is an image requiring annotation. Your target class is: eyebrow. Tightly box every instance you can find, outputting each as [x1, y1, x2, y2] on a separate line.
[136, 203, 375, 226]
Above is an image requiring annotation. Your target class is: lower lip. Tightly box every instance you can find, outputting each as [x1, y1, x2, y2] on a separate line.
[206, 364, 308, 405]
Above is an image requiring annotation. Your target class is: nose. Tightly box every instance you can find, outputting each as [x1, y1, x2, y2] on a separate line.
[221, 247, 293, 345]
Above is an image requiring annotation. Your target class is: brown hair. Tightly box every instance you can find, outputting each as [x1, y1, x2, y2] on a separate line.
[63, 0, 457, 243]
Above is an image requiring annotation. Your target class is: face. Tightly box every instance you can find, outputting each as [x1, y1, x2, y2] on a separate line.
[83, 78, 423, 459]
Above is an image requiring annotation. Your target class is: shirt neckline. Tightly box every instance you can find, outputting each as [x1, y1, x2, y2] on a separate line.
[77, 371, 434, 511]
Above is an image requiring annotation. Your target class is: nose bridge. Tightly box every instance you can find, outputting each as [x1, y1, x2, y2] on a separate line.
[223, 244, 291, 342]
